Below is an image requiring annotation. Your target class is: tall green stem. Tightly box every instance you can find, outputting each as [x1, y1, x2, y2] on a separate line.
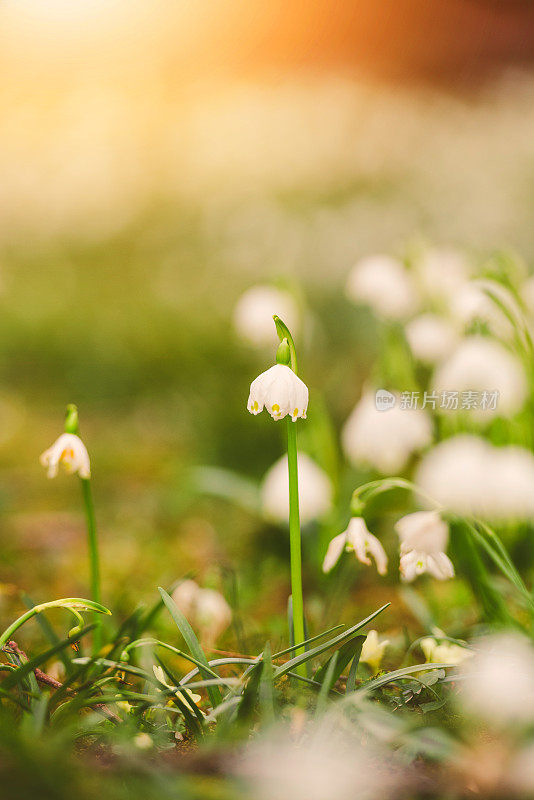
[286, 418, 305, 677]
[80, 478, 102, 654]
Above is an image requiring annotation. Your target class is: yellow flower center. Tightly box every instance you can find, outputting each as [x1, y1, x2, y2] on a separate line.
[272, 404, 280, 414]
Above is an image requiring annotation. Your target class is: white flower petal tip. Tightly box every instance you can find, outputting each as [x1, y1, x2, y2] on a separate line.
[247, 364, 309, 423]
[39, 433, 91, 480]
[322, 517, 388, 575]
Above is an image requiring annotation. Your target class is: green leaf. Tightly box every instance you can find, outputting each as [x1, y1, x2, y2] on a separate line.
[274, 604, 389, 679]
[158, 587, 222, 708]
[259, 642, 275, 725]
[315, 635, 365, 688]
[1, 625, 96, 692]
[315, 652, 338, 716]
[356, 662, 453, 694]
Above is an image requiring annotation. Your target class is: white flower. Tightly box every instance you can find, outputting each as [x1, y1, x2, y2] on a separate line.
[405, 314, 459, 364]
[415, 248, 470, 302]
[233, 285, 299, 347]
[395, 511, 448, 554]
[341, 391, 432, 473]
[40, 433, 91, 479]
[420, 630, 472, 666]
[416, 435, 534, 520]
[458, 633, 534, 726]
[261, 453, 332, 525]
[360, 630, 389, 673]
[322, 517, 388, 575]
[433, 336, 527, 419]
[346, 254, 418, 320]
[451, 280, 516, 340]
[172, 580, 232, 645]
[396, 511, 454, 582]
[247, 363, 308, 422]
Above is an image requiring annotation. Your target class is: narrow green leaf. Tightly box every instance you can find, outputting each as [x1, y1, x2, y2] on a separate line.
[274, 604, 389, 679]
[315, 652, 338, 716]
[259, 642, 275, 725]
[315, 635, 365, 688]
[1, 625, 96, 692]
[158, 587, 222, 707]
[355, 662, 453, 694]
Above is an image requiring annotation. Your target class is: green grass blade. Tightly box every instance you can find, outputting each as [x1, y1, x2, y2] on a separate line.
[274, 604, 389, 679]
[1, 625, 96, 692]
[315, 652, 338, 716]
[158, 587, 222, 707]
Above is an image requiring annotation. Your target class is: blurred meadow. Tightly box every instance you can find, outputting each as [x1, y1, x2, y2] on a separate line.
[4, 2, 534, 798]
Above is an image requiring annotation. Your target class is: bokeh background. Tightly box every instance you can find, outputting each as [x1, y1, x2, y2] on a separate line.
[2, 0, 534, 650]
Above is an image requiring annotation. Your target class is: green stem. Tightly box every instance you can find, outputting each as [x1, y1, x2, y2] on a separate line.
[286, 418, 305, 677]
[80, 478, 102, 654]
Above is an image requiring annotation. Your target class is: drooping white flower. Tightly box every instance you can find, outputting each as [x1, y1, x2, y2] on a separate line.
[396, 511, 454, 582]
[40, 433, 91, 479]
[416, 435, 534, 520]
[172, 580, 232, 645]
[396, 511, 448, 554]
[248, 363, 308, 422]
[360, 630, 389, 673]
[341, 391, 432, 474]
[433, 336, 527, 418]
[322, 517, 388, 575]
[261, 453, 332, 525]
[405, 314, 459, 364]
[458, 633, 534, 726]
[420, 630, 472, 666]
[346, 254, 418, 320]
[234, 285, 299, 347]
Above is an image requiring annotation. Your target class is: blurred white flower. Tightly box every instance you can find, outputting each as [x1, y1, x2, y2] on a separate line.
[395, 511, 448, 553]
[236, 728, 394, 800]
[396, 511, 454, 582]
[40, 433, 91, 479]
[416, 435, 534, 520]
[415, 248, 470, 302]
[171, 580, 231, 645]
[262, 453, 332, 526]
[248, 364, 308, 422]
[405, 314, 459, 364]
[420, 631, 472, 666]
[360, 630, 389, 673]
[451, 280, 521, 342]
[433, 336, 527, 418]
[458, 633, 534, 726]
[342, 391, 432, 473]
[234, 285, 299, 347]
[134, 733, 153, 750]
[322, 517, 388, 575]
[345, 255, 418, 320]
